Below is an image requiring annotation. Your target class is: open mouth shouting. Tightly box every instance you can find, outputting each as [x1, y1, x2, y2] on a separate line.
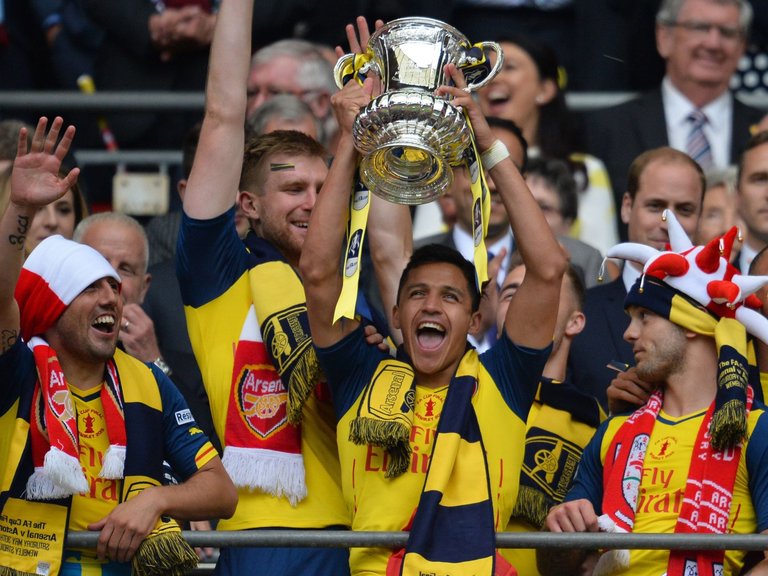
[416, 321, 446, 351]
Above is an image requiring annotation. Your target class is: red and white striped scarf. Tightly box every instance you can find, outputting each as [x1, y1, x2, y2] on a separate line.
[26, 337, 128, 499]
[597, 388, 751, 576]
[14, 235, 123, 499]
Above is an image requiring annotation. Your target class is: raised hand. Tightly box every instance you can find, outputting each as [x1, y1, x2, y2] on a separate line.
[10, 117, 79, 209]
[331, 74, 377, 135]
[436, 64, 496, 153]
[336, 15, 384, 59]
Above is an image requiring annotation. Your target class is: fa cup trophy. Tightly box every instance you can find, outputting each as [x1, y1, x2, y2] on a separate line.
[334, 17, 503, 204]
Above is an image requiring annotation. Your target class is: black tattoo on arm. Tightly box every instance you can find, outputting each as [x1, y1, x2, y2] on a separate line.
[0, 329, 18, 354]
[8, 214, 29, 249]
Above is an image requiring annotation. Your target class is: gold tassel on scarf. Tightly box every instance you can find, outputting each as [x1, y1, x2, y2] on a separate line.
[132, 529, 198, 576]
[0, 568, 33, 576]
[349, 359, 415, 477]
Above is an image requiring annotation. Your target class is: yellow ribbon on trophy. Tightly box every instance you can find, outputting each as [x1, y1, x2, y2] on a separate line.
[334, 180, 371, 323]
[337, 52, 374, 87]
[463, 113, 491, 290]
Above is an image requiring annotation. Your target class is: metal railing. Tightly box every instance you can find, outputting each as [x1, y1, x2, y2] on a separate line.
[64, 529, 768, 550]
[60, 529, 768, 575]
[2, 90, 768, 113]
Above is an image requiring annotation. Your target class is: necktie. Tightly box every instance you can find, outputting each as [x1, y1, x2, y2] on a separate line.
[686, 109, 713, 170]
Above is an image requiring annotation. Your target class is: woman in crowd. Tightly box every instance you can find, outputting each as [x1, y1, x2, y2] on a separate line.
[478, 35, 618, 255]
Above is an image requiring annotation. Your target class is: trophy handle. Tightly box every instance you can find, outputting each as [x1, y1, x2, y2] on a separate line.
[334, 53, 380, 89]
[462, 41, 504, 92]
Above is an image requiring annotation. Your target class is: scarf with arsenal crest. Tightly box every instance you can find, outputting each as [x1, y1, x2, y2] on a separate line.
[220, 233, 322, 506]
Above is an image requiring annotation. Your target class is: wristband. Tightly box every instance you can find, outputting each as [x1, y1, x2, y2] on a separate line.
[480, 139, 510, 171]
[153, 357, 172, 376]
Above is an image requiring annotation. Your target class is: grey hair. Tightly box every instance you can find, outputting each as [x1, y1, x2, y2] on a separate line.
[73, 212, 150, 273]
[250, 39, 337, 145]
[656, 0, 752, 34]
[251, 39, 337, 95]
[246, 94, 321, 137]
[704, 165, 738, 194]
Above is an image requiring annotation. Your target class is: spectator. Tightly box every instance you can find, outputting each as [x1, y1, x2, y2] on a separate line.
[525, 156, 605, 287]
[568, 147, 704, 409]
[449, 0, 576, 83]
[246, 93, 321, 141]
[734, 130, 768, 271]
[0, 116, 236, 576]
[542, 210, 768, 576]
[246, 39, 338, 150]
[696, 165, 742, 249]
[477, 35, 618, 254]
[30, 0, 103, 90]
[585, 0, 763, 240]
[80, 0, 215, 152]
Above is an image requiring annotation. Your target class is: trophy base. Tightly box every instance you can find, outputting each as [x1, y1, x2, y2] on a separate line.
[353, 91, 471, 205]
[360, 140, 451, 205]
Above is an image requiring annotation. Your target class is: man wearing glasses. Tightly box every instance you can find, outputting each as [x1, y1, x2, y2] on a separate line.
[584, 0, 765, 241]
[245, 39, 339, 151]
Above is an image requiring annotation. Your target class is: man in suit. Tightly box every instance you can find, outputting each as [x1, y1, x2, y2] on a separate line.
[568, 147, 704, 409]
[735, 130, 768, 271]
[585, 0, 762, 241]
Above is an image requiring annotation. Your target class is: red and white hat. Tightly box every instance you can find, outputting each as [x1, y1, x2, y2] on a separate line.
[15, 235, 120, 340]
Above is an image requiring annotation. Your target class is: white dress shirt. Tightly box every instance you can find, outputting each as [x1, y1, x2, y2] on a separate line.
[662, 76, 733, 169]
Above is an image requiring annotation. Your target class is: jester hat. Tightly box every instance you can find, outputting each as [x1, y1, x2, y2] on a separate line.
[607, 210, 768, 449]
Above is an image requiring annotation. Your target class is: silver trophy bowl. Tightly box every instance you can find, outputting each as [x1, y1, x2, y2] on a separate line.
[335, 17, 503, 204]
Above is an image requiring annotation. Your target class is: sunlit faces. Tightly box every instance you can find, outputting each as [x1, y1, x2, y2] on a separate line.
[26, 189, 77, 255]
[621, 158, 702, 250]
[623, 307, 688, 383]
[78, 220, 149, 306]
[656, 0, 745, 95]
[737, 142, 768, 246]
[393, 262, 481, 386]
[477, 42, 555, 134]
[46, 277, 123, 366]
[242, 152, 328, 266]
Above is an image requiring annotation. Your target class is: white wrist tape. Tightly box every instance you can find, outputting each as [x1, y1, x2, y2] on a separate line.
[480, 140, 510, 170]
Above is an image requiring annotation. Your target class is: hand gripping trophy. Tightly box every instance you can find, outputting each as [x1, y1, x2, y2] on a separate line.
[334, 17, 503, 205]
